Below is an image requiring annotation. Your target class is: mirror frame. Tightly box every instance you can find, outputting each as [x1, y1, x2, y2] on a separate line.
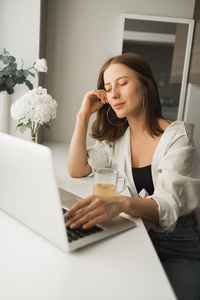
[119, 13, 194, 120]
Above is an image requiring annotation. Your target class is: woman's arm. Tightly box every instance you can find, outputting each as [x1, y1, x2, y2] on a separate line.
[67, 90, 107, 178]
[66, 194, 159, 229]
[123, 196, 159, 224]
[67, 112, 92, 177]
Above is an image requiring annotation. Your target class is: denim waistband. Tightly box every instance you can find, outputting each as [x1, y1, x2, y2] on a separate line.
[175, 211, 198, 228]
[149, 211, 200, 238]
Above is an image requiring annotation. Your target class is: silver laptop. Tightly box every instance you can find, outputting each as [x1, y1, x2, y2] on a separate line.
[0, 133, 136, 251]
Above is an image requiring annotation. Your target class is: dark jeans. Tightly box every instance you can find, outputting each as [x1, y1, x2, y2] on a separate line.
[148, 212, 200, 300]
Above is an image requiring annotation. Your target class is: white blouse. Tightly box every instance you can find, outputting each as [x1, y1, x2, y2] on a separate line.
[87, 121, 200, 232]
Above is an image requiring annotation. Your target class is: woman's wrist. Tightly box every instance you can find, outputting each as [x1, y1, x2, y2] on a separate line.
[118, 195, 132, 214]
[77, 111, 91, 123]
[118, 195, 159, 223]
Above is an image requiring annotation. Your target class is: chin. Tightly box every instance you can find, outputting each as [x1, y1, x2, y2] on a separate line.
[116, 112, 127, 119]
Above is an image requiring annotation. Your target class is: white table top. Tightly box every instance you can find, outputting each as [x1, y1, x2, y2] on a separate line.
[0, 142, 177, 300]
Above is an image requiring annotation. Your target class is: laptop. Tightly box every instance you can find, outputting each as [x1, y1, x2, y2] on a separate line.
[0, 133, 136, 251]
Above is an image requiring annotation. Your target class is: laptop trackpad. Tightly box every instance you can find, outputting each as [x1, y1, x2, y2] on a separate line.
[59, 188, 81, 209]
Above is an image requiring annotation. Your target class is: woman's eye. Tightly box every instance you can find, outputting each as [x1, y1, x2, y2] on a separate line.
[119, 82, 127, 86]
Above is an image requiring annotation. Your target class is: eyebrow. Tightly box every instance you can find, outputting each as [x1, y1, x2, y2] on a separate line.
[104, 76, 130, 86]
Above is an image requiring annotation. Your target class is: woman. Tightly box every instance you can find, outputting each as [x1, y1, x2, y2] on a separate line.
[67, 53, 200, 299]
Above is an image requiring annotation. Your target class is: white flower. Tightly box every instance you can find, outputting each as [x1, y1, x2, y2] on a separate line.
[11, 87, 57, 128]
[34, 58, 48, 72]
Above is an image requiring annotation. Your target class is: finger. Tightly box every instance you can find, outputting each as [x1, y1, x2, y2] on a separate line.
[66, 201, 97, 226]
[67, 198, 103, 227]
[67, 195, 93, 216]
[82, 215, 107, 230]
[86, 90, 103, 104]
[67, 198, 108, 228]
[104, 92, 108, 103]
[69, 209, 102, 229]
[67, 199, 99, 223]
[100, 90, 108, 103]
[101, 89, 107, 98]
[66, 206, 89, 226]
[95, 90, 106, 103]
[67, 195, 104, 226]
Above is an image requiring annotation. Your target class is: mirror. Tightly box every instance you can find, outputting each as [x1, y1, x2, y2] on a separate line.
[120, 14, 194, 121]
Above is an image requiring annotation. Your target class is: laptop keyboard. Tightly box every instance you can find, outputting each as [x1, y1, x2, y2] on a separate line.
[63, 209, 104, 243]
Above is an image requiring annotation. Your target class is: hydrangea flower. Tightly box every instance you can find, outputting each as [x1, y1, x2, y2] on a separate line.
[34, 58, 48, 72]
[11, 86, 57, 141]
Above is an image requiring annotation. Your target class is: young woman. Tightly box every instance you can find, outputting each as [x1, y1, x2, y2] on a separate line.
[67, 53, 200, 300]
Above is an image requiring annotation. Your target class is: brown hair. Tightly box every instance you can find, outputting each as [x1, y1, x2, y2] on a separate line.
[91, 52, 165, 142]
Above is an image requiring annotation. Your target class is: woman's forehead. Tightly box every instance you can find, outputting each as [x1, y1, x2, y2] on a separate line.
[103, 63, 139, 84]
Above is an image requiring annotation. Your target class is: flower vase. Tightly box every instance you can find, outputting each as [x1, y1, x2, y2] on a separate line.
[30, 129, 38, 143]
[0, 91, 10, 133]
[30, 135, 36, 142]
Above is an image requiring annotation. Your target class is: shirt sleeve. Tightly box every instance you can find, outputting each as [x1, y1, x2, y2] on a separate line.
[149, 134, 200, 232]
[87, 141, 113, 173]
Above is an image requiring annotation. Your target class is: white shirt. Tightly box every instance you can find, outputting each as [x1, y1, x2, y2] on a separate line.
[87, 121, 200, 232]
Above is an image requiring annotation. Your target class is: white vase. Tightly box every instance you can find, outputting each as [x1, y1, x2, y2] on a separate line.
[0, 91, 10, 133]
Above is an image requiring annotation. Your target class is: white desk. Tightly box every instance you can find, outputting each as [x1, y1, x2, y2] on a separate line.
[0, 142, 177, 300]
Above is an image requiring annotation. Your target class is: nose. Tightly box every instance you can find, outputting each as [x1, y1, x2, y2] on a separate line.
[109, 86, 120, 100]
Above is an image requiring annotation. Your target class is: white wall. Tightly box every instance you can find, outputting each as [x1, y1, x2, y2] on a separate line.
[43, 0, 195, 143]
[0, 0, 41, 139]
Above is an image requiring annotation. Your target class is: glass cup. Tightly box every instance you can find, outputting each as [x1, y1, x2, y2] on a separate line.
[93, 168, 126, 196]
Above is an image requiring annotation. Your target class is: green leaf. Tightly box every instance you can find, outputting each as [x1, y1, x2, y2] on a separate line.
[0, 77, 7, 89]
[2, 56, 10, 64]
[0, 77, 4, 84]
[6, 77, 15, 88]
[44, 121, 51, 129]
[2, 64, 17, 75]
[28, 71, 35, 77]
[0, 85, 6, 92]
[6, 63, 17, 72]
[23, 70, 30, 77]
[44, 123, 50, 129]
[25, 79, 33, 90]
[16, 70, 24, 77]
[0, 56, 7, 64]
[7, 56, 16, 64]
[16, 123, 29, 133]
[27, 121, 32, 129]
[6, 87, 14, 94]
[2, 48, 9, 55]
[16, 75, 26, 84]
[2, 67, 9, 75]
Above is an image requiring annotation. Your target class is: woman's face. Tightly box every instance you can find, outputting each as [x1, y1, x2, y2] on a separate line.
[103, 63, 145, 119]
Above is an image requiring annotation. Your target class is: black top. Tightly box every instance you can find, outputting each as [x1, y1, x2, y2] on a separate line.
[132, 165, 154, 195]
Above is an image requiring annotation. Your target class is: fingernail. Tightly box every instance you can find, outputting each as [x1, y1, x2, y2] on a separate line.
[70, 224, 75, 229]
[82, 225, 87, 230]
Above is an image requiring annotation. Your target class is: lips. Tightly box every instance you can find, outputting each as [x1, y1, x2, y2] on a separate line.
[113, 102, 125, 109]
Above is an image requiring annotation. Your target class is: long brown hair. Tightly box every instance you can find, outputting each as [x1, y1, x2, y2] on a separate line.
[91, 52, 165, 142]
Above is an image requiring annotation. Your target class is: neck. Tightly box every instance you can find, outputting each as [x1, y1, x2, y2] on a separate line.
[127, 114, 148, 138]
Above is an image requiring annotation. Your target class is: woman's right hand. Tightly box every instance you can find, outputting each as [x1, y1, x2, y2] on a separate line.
[79, 89, 107, 116]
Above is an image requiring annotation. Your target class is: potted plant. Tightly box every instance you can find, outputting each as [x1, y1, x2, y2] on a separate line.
[0, 48, 47, 133]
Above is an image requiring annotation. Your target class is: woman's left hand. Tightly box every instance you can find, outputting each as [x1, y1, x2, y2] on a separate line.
[66, 195, 125, 229]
